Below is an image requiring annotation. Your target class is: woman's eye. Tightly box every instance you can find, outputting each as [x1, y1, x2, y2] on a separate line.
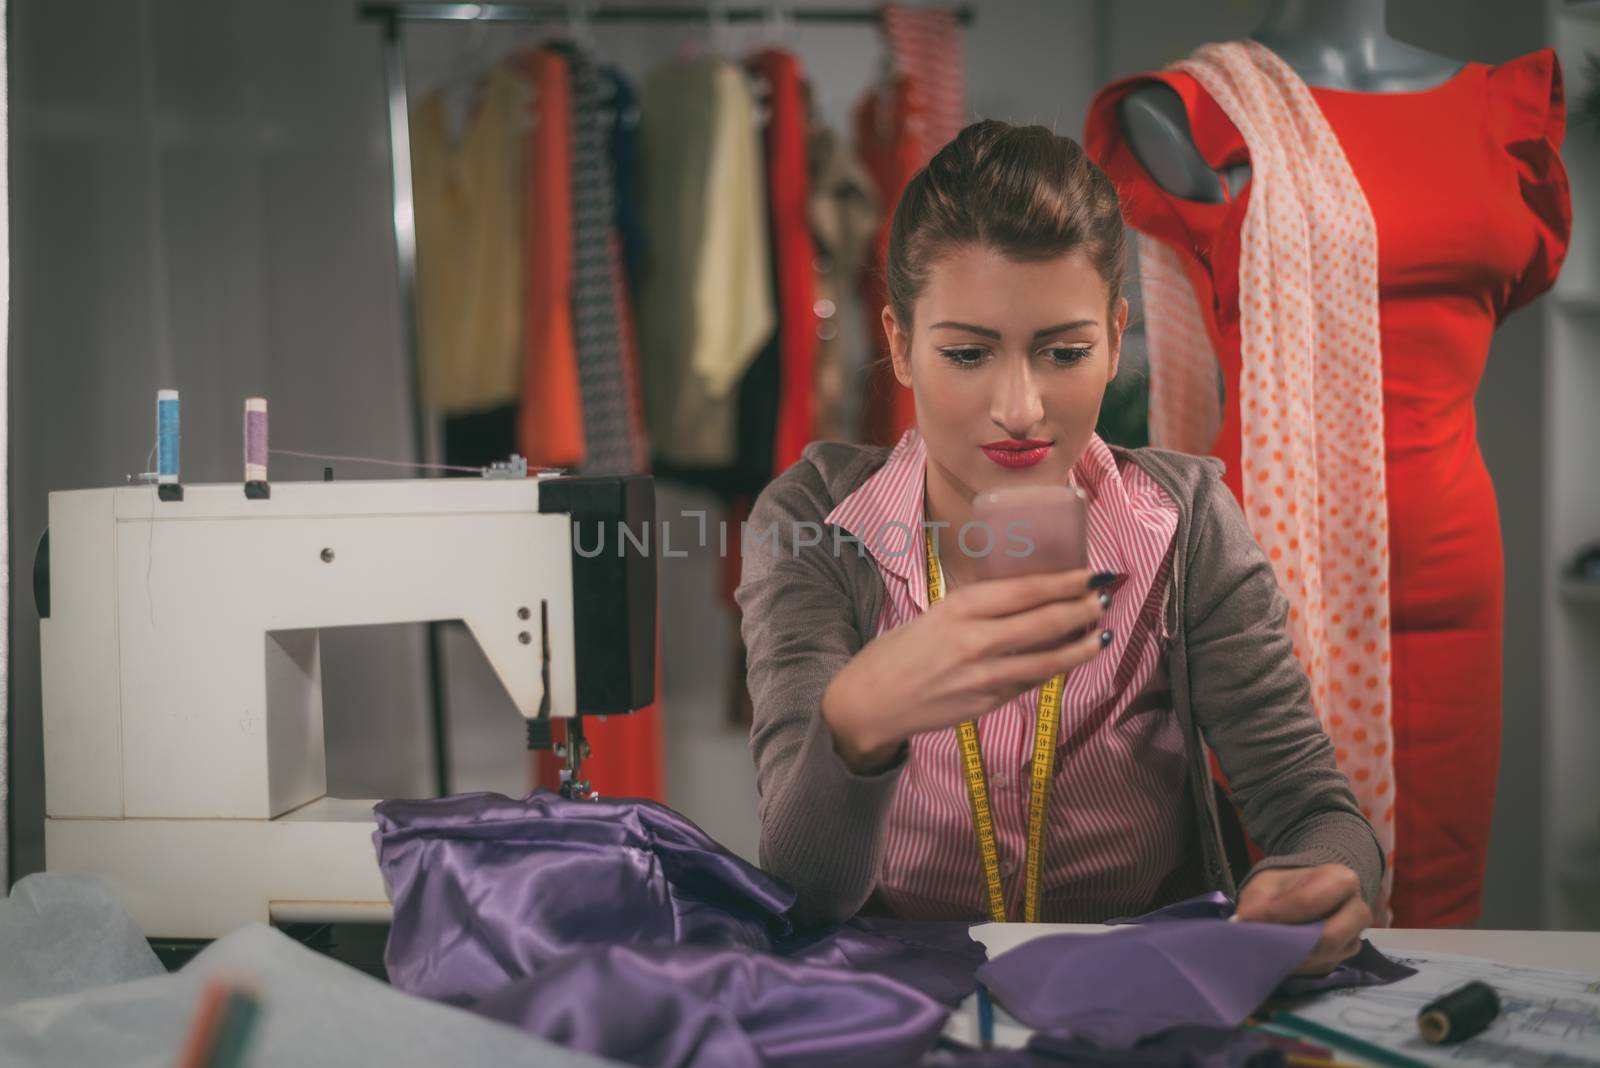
[1045, 346, 1093, 366]
[941, 347, 987, 368]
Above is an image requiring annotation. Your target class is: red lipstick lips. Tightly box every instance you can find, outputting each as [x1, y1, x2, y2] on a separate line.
[980, 438, 1053, 469]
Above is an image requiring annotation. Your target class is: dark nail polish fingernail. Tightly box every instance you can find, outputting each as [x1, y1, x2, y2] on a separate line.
[1088, 572, 1123, 590]
[1100, 629, 1114, 647]
[1098, 591, 1112, 610]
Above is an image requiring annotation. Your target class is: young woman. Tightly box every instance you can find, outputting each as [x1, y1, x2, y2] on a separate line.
[735, 120, 1379, 973]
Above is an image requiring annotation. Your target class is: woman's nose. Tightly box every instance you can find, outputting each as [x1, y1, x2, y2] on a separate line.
[991, 356, 1045, 433]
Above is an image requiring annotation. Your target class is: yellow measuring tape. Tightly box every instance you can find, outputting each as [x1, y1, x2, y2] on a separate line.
[925, 527, 1065, 923]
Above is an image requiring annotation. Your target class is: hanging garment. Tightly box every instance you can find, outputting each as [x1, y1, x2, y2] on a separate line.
[568, 49, 645, 476]
[880, 3, 968, 154]
[1085, 47, 1571, 927]
[852, 74, 930, 448]
[825, 429, 1202, 922]
[850, 6, 970, 448]
[412, 62, 526, 415]
[606, 67, 648, 300]
[610, 231, 652, 476]
[751, 48, 819, 478]
[517, 47, 585, 471]
[598, 65, 652, 473]
[638, 58, 775, 468]
[806, 119, 881, 444]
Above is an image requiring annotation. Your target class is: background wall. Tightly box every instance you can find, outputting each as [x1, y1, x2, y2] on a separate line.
[4, 0, 1555, 928]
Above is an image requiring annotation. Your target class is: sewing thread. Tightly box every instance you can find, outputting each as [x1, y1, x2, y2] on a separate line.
[156, 390, 180, 483]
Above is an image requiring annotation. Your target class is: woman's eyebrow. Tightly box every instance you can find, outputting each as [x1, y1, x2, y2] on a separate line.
[929, 319, 1099, 340]
[930, 320, 1001, 340]
[1032, 320, 1099, 339]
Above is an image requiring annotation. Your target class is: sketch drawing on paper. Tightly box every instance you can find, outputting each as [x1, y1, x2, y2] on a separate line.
[1287, 952, 1600, 1067]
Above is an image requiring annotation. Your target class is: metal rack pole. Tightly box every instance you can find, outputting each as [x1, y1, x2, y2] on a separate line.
[374, 10, 453, 797]
[360, 3, 973, 25]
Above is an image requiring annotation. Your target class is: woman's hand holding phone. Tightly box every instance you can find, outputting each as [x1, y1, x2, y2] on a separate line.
[823, 567, 1112, 772]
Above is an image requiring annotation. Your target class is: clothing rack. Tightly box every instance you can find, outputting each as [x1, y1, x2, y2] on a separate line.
[357, 0, 973, 798]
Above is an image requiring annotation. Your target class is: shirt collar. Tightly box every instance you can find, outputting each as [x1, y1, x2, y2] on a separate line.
[826, 428, 929, 590]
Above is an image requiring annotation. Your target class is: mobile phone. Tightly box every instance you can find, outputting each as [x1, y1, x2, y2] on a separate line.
[969, 484, 1090, 582]
[967, 485, 1093, 655]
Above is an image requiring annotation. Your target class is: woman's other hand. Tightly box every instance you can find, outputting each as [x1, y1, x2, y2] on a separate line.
[822, 568, 1112, 771]
[1234, 863, 1371, 975]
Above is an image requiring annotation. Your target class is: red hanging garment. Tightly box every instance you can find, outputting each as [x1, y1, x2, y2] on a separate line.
[517, 48, 586, 470]
[851, 6, 969, 447]
[751, 48, 819, 478]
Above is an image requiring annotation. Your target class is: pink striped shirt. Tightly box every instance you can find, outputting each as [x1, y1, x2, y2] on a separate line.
[826, 428, 1195, 922]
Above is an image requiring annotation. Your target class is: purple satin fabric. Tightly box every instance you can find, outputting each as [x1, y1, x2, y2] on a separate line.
[977, 920, 1321, 1048]
[980, 892, 1414, 1053]
[778, 916, 987, 1009]
[374, 791, 976, 1067]
[1275, 938, 1417, 998]
[373, 790, 1395, 1068]
[374, 791, 796, 1003]
[1108, 889, 1418, 1000]
[472, 942, 949, 1068]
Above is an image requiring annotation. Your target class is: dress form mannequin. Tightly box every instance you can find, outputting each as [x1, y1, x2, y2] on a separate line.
[1085, 0, 1572, 929]
[1117, 0, 1464, 201]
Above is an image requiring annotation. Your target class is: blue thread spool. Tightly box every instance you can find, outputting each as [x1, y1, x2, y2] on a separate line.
[156, 390, 180, 482]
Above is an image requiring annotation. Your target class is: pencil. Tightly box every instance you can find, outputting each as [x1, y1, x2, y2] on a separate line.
[976, 982, 994, 1049]
[1274, 1011, 1432, 1068]
[174, 981, 230, 1068]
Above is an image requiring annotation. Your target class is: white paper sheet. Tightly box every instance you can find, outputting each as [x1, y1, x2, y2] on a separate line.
[1286, 950, 1600, 1066]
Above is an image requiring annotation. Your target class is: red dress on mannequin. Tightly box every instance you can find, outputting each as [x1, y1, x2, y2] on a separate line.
[1086, 49, 1571, 926]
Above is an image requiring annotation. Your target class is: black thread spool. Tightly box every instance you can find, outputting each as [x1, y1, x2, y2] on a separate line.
[1418, 980, 1500, 1044]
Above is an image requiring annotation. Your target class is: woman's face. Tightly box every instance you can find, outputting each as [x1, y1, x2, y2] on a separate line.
[885, 244, 1128, 494]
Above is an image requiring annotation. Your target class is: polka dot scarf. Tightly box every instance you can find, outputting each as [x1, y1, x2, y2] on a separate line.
[1142, 40, 1395, 918]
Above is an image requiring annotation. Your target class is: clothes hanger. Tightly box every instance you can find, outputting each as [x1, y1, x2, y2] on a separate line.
[707, 0, 733, 58]
[757, 4, 794, 50]
[443, 14, 495, 147]
[565, 0, 598, 54]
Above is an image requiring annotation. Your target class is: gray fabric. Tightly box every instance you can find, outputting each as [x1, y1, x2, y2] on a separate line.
[569, 50, 640, 476]
[0, 875, 165, 1010]
[0, 876, 609, 1068]
[735, 440, 1383, 926]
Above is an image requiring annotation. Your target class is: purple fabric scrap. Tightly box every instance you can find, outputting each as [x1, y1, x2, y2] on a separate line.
[976, 920, 1321, 1048]
[1108, 891, 1418, 1002]
[472, 942, 949, 1068]
[778, 915, 987, 1009]
[1274, 938, 1418, 999]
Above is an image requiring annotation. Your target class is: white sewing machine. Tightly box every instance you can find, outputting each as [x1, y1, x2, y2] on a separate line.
[36, 471, 655, 939]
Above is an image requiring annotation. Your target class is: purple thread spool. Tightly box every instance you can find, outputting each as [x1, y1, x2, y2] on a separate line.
[244, 398, 269, 494]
